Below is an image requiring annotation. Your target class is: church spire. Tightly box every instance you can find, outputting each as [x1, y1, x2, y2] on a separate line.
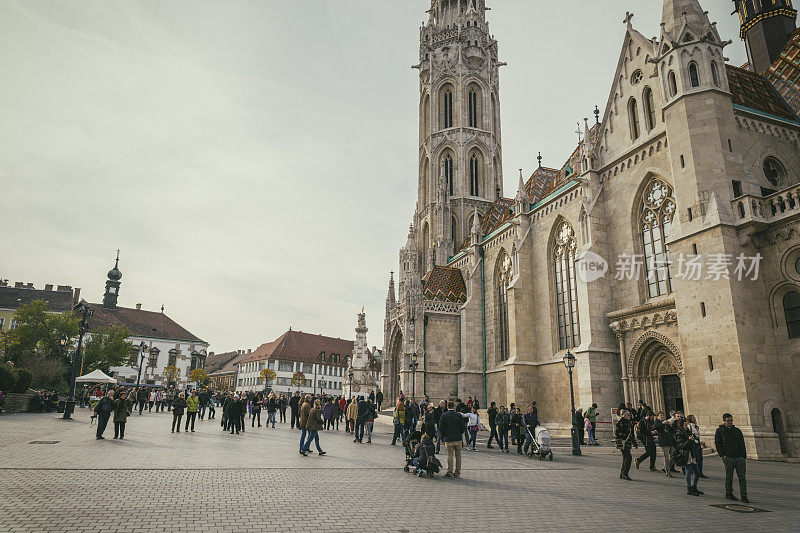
[661, 0, 713, 42]
[102, 250, 122, 309]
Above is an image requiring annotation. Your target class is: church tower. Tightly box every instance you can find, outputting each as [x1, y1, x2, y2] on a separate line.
[414, 0, 505, 273]
[102, 250, 122, 309]
[733, 0, 797, 73]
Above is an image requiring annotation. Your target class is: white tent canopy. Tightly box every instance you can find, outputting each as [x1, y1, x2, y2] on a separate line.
[75, 369, 117, 384]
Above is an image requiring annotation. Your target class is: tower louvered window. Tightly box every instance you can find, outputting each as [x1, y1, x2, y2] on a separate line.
[643, 87, 656, 130]
[444, 154, 454, 196]
[554, 221, 580, 350]
[469, 155, 480, 196]
[442, 88, 454, 129]
[468, 88, 479, 128]
[629, 98, 640, 140]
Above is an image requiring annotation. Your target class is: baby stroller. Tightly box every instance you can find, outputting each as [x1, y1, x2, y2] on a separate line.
[526, 425, 554, 460]
[403, 430, 422, 472]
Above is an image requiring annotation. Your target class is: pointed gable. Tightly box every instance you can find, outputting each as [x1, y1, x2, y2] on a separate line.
[524, 166, 559, 203]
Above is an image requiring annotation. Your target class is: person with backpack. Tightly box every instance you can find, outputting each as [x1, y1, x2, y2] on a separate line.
[615, 410, 638, 480]
[634, 411, 658, 471]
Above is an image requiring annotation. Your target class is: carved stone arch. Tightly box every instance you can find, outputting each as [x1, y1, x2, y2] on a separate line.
[627, 330, 683, 377]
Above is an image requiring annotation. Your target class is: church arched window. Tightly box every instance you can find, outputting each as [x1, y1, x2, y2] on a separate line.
[441, 85, 454, 129]
[629, 98, 640, 140]
[668, 71, 678, 97]
[640, 177, 676, 298]
[451, 215, 458, 245]
[784, 291, 800, 338]
[553, 221, 580, 350]
[443, 153, 454, 195]
[496, 252, 512, 361]
[422, 94, 430, 138]
[643, 87, 656, 130]
[688, 62, 700, 88]
[469, 152, 480, 196]
[710, 62, 720, 87]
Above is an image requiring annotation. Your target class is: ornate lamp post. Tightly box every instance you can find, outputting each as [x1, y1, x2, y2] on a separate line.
[409, 352, 419, 398]
[64, 300, 92, 420]
[134, 341, 148, 392]
[348, 369, 354, 397]
[563, 349, 582, 456]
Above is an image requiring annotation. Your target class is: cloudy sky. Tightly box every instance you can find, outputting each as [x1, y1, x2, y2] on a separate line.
[0, 0, 746, 353]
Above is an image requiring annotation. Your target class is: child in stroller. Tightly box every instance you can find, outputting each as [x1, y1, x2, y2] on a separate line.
[403, 430, 422, 472]
[410, 433, 441, 477]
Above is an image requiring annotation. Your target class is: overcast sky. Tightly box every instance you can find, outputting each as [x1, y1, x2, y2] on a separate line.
[0, 1, 746, 353]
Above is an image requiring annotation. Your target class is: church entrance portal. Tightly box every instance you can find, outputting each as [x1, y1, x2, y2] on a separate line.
[661, 374, 683, 414]
[388, 329, 403, 403]
[628, 333, 685, 414]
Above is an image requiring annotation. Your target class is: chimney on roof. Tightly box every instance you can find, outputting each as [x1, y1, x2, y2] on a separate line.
[44, 284, 53, 291]
[14, 282, 23, 288]
[136, 303, 142, 310]
[26, 283, 34, 288]
[73, 288, 81, 306]
[238, 349, 242, 354]
[56, 285, 71, 291]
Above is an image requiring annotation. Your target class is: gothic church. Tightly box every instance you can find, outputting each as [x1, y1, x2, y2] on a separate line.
[382, 0, 800, 459]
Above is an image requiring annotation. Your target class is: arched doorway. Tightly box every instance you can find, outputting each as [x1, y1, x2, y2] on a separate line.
[772, 408, 788, 455]
[388, 328, 403, 404]
[628, 332, 685, 414]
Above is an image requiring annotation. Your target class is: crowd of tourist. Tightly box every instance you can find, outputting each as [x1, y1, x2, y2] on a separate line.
[79, 383, 751, 502]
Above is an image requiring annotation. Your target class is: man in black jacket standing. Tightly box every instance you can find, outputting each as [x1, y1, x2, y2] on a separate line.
[289, 392, 301, 429]
[634, 412, 658, 471]
[486, 402, 498, 449]
[715, 413, 749, 503]
[438, 401, 466, 478]
[93, 390, 115, 440]
[653, 411, 677, 477]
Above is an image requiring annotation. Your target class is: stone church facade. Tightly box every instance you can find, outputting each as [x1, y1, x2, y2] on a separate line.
[382, 0, 800, 460]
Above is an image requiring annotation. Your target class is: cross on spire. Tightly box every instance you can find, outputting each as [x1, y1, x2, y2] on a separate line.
[537, 152, 542, 168]
[624, 11, 634, 26]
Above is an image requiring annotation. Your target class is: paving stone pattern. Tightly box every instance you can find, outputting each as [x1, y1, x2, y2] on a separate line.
[1, 410, 798, 532]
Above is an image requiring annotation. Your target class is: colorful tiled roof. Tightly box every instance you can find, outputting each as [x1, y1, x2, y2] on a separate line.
[87, 304, 206, 343]
[243, 329, 353, 367]
[422, 266, 467, 303]
[480, 197, 514, 235]
[525, 166, 559, 203]
[764, 28, 800, 118]
[727, 64, 796, 120]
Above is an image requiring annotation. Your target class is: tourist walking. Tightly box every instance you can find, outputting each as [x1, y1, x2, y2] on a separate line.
[93, 390, 115, 440]
[228, 395, 244, 434]
[278, 394, 287, 423]
[391, 401, 405, 446]
[113, 391, 132, 439]
[136, 387, 148, 415]
[585, 414, 596, 445]
[354, 396, 369, 443]
[364, 399, 378, 443]
[346, 397, 357, 434]
[511, 407, 523, 454]
[300, 399, 326, 456]
[686, 414, 707, 478]
[251, 393, 262, 428]
[715, 413, 749, 503]
[289, 392, 301, 429]
[486, 402, 498, 449]
[298, 395, 312, 454]
[323, 398, 335, 430]
[615, 410, 637, 480]
[495, 406, 510, 452]
[463, 405, 481, 451]
[634, 412, 658, 471]
[438, 401, 466, 478]
[654, 411, 677, 477]
[675, 418, 703, 496]
[185, 391, 199, 432]
[266, 394, 277, 428]
[585, 403, 599, 445]
[171, 392, 186, 433]
[522, 405, 539, 455]
[375, 389, 383, 411]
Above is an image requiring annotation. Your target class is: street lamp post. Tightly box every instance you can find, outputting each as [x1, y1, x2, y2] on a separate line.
[563, 349, 582, 456]
[348, 370, 354, 398]
[409, 352, 419, 398]
[64, 300, 92, 420]
[134, 341, 147, 392]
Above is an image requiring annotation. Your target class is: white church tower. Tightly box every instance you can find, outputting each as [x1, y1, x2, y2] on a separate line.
[414, 0, 505, 273]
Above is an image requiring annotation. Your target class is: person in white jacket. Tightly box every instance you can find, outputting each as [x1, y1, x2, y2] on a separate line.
[462, 406, 482, 451]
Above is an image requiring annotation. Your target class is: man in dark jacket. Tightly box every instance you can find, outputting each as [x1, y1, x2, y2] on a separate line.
[198, 390, 210, 420]
[573, 408, 585, 445]
[522, 405, 539, 455]
[634, 412, 658, 471]
[93, 390, 115, 439]
[434, 399, 446, 453]
[136, 387, 148, 415]
[653, 411, 677, 477]
[289, 392, 301, 429]
[487, 402, 499, 449]
[715, 413, 748, 502]
[354, 396, 369, 443]
[375, 389, 383, 411]
[438, 402, 466, 478]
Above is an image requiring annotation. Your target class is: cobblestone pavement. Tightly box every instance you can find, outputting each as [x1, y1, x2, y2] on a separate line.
[1, 410, 798, 532]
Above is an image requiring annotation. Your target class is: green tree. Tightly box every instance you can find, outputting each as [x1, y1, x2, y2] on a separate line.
[82, 325, 132, 374]
[291, 371, 305, 388]
[189, 368, 210, 386]
[163, 365, 180, 385]
[1, 300, 79, 361]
